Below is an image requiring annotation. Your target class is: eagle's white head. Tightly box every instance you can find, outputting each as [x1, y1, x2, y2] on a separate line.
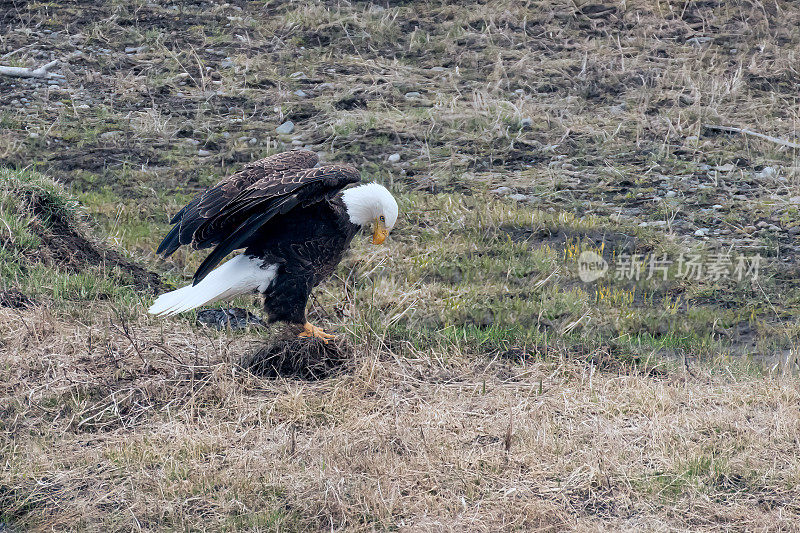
[341, 183, 398, 244]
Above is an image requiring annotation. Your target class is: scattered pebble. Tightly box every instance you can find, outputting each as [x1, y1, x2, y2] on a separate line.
[679, 94, 695, 106]
[289, 71, 306, 80]
[196, 308, 266, 330]
[276, 120, 295, 134]
[294, 89, 308, 97]
[291, 139, 303, 146]
[694, 228, 708, 237]
[756, 166, 778, 179]
[28, 132, 39, 139]
[665, 191, 677, 198]
[124, 45, 149, 54]
[509, 193, 529, 202]
[248, 137, 258, 145]
[99, 130, 123, 141]
[711, 204, 723, 209]
[609, 104, 627, 116]
[686, 36, 712, 46]
[743, 225, 756, 234]
[520, 117, 533, 129]
[490, 186, 513, 195]
[404, 91, 421, 99]
[198, 149, 211, 156]
[756, 221, 769, 228]
[387, 153, 401, 163]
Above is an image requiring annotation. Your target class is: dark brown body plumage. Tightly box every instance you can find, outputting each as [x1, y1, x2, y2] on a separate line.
[157, 150, 361, 325]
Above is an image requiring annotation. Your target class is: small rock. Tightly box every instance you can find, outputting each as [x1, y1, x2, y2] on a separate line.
[294, 89, 308, 97]
[490, 186, 513, 195]
[768, 224, 780, 231]
[788, 227, 800, 235]
[196, 307, 266, 330]
[431, 66, 446, 72]
[756, 221, 769, 228]
[276, 121, 295, 134]
[694, 228, 708, 237]
[77, 103, 90, 110]
[686, 36, 712, 47]
[220, 59, 234, 68]
[711, 204, 723, 209]
[509, 193, 529, 202]
[789, 196, 800, 205]
[291, 139, 303, 146]
[756, 166, 778, 179]
[679, 94, 695, 106]
[715, 163, 736, 172]
[520, 117, 533, 129]
[248, 137, 258, 145]
[404, 91, 421, 99]
[28, 132, 39, 139]
[743, 225, 756, 234]
[198, 149, 211, 156]
[387, 153, 401, 163]
[99, 130, 122, 141]
[665, 190, 677, 198]
[289, 71, 306, 80]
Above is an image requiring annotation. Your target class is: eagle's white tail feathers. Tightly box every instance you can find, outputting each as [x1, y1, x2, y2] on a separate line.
[148, 255, 278, 316]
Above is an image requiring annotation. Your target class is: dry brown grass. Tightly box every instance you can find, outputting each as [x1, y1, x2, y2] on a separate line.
[3, 0, 800, 530]
[3, 303, 800, 531]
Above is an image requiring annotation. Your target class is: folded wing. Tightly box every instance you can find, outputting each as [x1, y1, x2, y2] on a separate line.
[190, 164, 360, 284]
[156, 150, 319, 257]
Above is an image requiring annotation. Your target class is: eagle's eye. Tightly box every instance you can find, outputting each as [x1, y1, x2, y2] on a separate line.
[379, 215, 385, 222]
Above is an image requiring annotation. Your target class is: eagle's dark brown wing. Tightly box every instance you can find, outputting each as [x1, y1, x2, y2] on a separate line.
[157, 150, 319, 257]
[186, 163, 360, 284]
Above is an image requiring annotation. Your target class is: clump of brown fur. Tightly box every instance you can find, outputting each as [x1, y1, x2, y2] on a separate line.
[239, 331, 354, 380]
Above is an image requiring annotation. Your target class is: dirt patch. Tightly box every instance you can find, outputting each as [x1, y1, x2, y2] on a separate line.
[30, 196, 162, 293]
[239, 332, 354, 380]
[0, 290, 34, 309]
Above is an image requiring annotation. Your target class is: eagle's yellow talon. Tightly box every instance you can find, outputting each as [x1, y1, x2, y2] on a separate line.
[298, 322, 336, 343]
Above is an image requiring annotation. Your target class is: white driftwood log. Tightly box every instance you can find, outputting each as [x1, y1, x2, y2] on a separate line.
[704, 124, 800, 150]
[0, 59, 63, 79]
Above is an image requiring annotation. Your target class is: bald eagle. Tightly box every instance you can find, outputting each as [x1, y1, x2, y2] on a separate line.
[148, 150, 398, 341]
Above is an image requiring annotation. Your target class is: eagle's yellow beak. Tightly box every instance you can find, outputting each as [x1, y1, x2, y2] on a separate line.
[372, 219, 388, 245]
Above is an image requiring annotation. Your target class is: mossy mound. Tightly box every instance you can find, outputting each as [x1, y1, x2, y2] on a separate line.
[0, 167, 161, 299]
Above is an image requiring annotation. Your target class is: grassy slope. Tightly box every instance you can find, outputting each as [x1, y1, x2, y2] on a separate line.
[1, 0, 800, 530]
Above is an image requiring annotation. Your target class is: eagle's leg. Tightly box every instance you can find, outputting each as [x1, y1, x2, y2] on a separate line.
[298, 322, 336, 343]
